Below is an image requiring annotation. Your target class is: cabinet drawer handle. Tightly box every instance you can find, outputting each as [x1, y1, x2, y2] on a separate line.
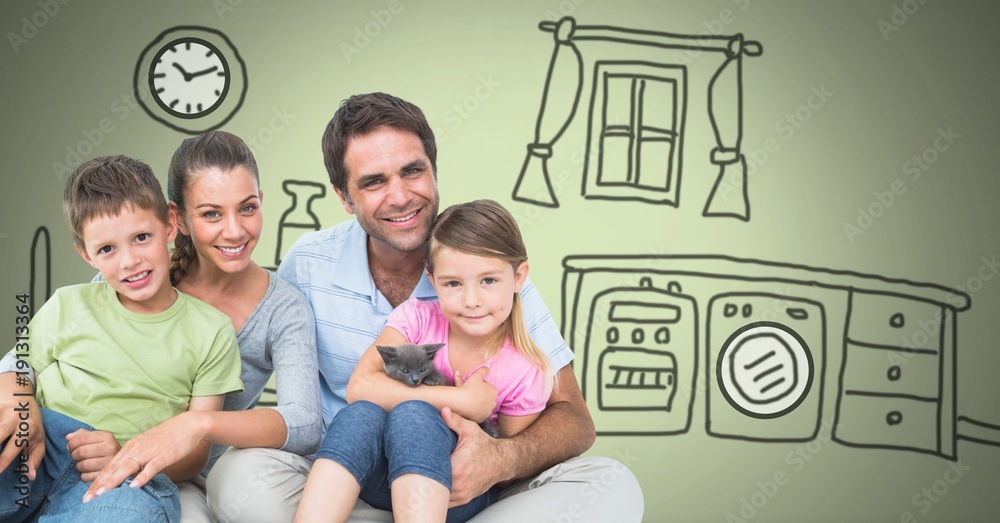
[889, 313, 905, 328]
[887, 365, 901, 381]
[886, 411, 903, 426]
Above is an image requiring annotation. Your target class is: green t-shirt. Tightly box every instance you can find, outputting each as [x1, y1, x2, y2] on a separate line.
[27, 282, 243, 444]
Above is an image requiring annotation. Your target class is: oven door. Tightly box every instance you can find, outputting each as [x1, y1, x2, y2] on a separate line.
[583, 279, 697, 435]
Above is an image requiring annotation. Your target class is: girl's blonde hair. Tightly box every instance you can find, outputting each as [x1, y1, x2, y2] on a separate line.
[427, 200, 551, 379]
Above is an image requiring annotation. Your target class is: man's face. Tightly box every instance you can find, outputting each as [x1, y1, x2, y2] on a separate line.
[336, 126, 439, 257]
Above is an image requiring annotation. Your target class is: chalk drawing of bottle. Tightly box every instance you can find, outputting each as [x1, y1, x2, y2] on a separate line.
[275, 180, 327, 266]
[30, 226, 52, 315]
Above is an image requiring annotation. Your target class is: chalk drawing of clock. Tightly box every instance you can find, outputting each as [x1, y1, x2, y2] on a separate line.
[135, 26, 247, 134]
[150, 37, 229, 119]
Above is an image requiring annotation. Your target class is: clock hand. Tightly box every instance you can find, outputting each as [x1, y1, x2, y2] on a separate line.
[172, 62, 192, 81]
[186, 65, 219, 79]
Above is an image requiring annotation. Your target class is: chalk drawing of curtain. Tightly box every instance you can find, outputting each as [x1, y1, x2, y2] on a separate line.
[703, 34, 761, 221]
[512, 17, 584, 208]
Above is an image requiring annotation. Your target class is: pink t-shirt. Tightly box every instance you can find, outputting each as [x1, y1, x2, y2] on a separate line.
[385, 297, 552, 423]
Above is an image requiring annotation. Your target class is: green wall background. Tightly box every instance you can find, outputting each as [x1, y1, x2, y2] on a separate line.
[2, 1, 998, 521]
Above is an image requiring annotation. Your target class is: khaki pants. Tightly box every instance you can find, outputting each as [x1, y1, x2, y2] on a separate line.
[204, 447, 643, 522]
[177, 475, 212, 523]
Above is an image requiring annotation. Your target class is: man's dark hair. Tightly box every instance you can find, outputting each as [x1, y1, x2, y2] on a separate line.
[321, 92, 437, 197]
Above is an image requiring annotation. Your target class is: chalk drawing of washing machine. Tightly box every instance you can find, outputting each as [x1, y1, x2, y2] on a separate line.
[706, 293, 826, 441]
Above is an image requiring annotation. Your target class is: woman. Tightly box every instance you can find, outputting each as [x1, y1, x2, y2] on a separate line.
[84, 131, 322, 521]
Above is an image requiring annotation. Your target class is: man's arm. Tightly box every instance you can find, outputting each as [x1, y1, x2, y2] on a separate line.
[444, 363, 594, 506]
[507, 363, 596, 467]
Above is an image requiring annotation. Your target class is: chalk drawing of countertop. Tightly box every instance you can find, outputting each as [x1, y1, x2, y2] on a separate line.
[560, 254, 990, 460]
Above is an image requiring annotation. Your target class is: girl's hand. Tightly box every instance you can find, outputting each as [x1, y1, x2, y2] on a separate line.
[453, 367, 497, 423]
[67, 429, 121, 481]
[83, 411, 205, 501]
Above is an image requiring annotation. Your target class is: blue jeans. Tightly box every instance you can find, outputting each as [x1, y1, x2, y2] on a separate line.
[0, 408, 180, 522]
[316, 400, 499, 523]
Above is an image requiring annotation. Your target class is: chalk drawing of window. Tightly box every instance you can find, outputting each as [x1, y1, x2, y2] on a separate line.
[586, 62, 686, 206]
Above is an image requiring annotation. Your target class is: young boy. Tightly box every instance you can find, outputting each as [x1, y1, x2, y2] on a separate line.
[0, 155, 243, 522]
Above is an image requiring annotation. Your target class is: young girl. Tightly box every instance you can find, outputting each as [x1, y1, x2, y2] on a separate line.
[296, 199, 553, 523]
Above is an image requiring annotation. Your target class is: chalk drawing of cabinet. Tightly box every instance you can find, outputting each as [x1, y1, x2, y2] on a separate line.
[588, 63, 686, 205]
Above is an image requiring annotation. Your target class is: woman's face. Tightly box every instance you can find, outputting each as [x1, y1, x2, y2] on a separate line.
[176, 165, 263, 274]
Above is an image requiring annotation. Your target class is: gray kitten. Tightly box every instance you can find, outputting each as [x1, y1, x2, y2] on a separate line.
[376, 342, 499, 437]
[376, 343, 446, 387]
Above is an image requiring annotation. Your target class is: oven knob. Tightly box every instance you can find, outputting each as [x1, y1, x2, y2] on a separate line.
[655, 327, 670, 344]
[724, 303, 738, 317]
[606, 327, 619, 344]
[632, 328, 644, 344]
[787, 308, 809, 320]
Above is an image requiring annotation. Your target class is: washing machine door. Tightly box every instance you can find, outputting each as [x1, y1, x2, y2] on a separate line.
[707, 293, 825, 442]
[717, 322, 813, 419]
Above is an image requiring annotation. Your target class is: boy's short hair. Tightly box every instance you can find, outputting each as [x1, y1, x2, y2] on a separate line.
[63, 155, 169, 249]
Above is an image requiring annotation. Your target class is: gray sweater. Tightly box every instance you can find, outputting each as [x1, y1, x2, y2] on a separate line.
[1, 271, 323, 475]
[204, 270, 322, 473]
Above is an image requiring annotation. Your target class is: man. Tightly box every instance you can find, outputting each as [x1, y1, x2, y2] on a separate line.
[210, 92, 643, 522]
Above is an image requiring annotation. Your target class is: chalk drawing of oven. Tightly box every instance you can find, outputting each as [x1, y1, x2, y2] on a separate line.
[580, 277, 698, 435]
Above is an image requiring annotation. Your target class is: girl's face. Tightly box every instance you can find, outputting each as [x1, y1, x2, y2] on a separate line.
[174, 165, 262, 274]
[428, 245, 528, 343]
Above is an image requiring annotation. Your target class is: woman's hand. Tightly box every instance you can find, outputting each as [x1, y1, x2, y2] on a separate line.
[83, 411, 207, 502]
[66, 429, 121, 482]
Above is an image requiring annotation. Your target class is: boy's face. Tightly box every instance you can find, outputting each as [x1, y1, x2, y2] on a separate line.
[76, 204, 177, 314]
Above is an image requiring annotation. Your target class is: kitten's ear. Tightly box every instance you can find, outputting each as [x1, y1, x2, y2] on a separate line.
[422, 343, 445, 358]
[376, 345, 398, 363]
